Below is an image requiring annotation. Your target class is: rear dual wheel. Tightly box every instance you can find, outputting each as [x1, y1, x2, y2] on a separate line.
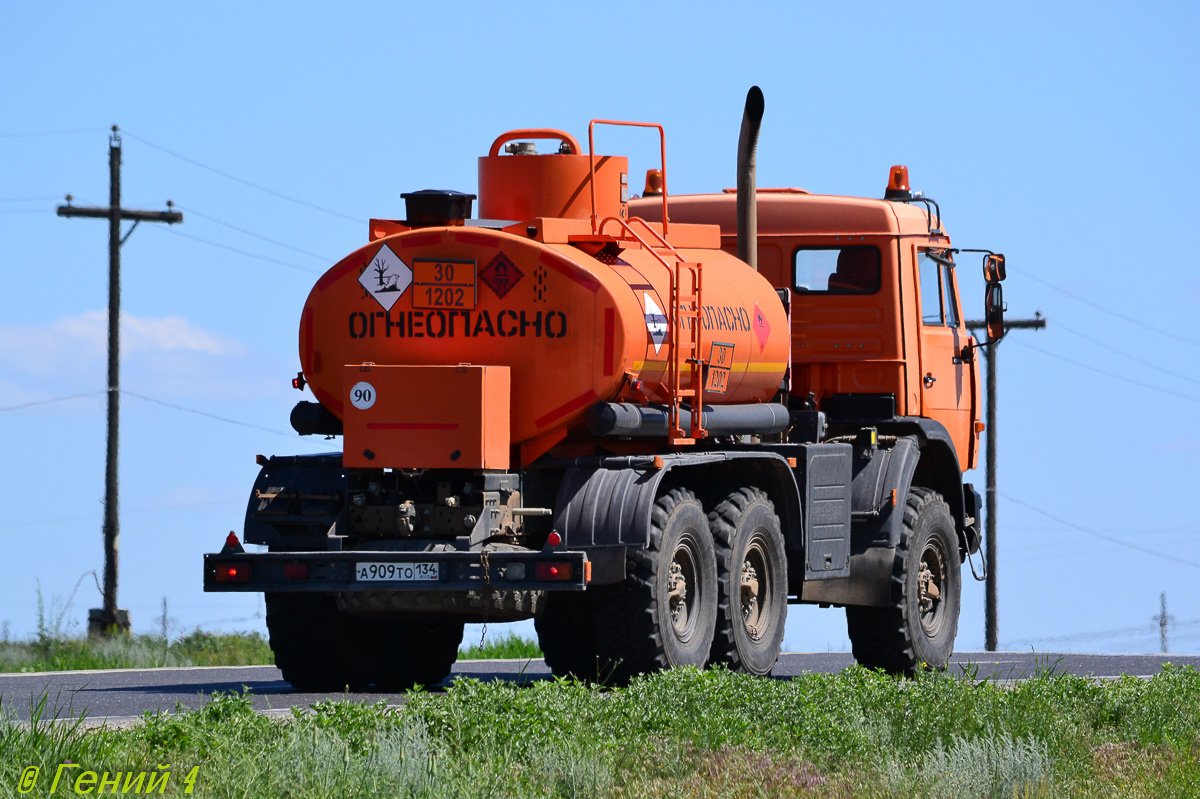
[708, 487, 788, 676]
[266, 593, 462, 691]
[594, 487, 718, 683]
[539, 485, 787, 683]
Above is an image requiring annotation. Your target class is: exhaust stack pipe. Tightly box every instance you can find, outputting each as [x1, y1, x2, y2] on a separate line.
[737, 86, 764, 271]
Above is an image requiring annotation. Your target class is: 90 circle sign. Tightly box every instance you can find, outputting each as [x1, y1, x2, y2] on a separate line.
[350, 381, 376, 410]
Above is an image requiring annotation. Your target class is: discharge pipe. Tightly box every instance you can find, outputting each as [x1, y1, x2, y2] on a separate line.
[737, 86, 765, 271]
[587, 402, 789, 438]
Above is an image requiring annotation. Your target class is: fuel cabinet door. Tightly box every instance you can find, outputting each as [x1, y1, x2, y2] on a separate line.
[342, 364, 510, 470]
[798, 442, 852, 580]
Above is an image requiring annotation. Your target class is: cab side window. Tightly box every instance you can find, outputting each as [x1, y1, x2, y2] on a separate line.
[919, 254, 942, 324]
[793, 246, 881, 294]
[918, 251, 960, 327]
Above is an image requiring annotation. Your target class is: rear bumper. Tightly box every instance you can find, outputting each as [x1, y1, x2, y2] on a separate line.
[203, 549, 589, 592]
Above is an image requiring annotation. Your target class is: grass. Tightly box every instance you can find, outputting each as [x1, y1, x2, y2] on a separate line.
[2, 665, 1198, 797]
[459, 633, 543, 661]
[0, 629, 539, 673]
[0, 631, 275, 673]
[1, 585, 539, 671]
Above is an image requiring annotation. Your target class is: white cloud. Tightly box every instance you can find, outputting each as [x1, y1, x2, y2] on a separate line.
[0, 311, 244, 374]
[50, 311, 242, 356]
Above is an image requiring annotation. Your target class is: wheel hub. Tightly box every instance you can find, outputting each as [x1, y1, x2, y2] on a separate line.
[917, 543, 947, 636]
[668, 558, 691, 635]
[738, 536, 774, 642]
[740, 560, 760, 635]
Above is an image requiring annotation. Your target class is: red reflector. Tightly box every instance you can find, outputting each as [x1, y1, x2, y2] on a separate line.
[546, 531, 562, 547]
[214, 563, 251, 582]
[283, 563, 309, 579]
[536, 562, 572, 581]
[225, 532, 240, 549]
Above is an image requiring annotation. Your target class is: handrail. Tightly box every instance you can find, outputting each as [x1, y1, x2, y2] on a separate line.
[597, 217, 678, 276]
[588, 119, 668, 236]
[488, 129, 581, 157]
[600, 215, 685, 261]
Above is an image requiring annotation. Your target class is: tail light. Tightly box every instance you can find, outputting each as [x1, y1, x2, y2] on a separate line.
[214, 563, 251, 582]
[536, 562, 573, 581]
[283, 563, 309, 579]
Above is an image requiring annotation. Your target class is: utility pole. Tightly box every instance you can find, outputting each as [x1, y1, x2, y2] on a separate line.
[58, 126, 182, 636]
[1153, 593, 1174, 653]
[966, 314, 1046, 651]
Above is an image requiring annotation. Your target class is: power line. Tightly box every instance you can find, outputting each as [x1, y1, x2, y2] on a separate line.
[1011, 339, 1200, 405]
[122, 131, 361, 225]
[121, 389, 299, 439]
[1008, 617, 1200, 649]
[0, 392, 102, 412]
[0, 127, 107, 139]
[0, 499, 245, 531]
[153, 225, 324, 275]
[1000, 491, 1200, 570]
[1008, 623, 1161, 647]
[1054, 320, 1200, 388]
[153, 224, 321, 274]
[175, 204, 335, 263]
[1010, 264, 1200, 349]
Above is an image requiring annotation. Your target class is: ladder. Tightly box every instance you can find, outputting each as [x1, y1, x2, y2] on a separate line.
[602, 217, 706, 445]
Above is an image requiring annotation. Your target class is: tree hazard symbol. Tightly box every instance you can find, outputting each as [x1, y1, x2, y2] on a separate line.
[753, 303, 771, 352]
[480, 252, 524, 299]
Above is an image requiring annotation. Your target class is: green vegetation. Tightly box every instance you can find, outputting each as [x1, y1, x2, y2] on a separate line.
[0, 629, 539, 673]
[3, 665, 1199, 797]
[0, 631, 275, 673]
[459, 632, 543, 661]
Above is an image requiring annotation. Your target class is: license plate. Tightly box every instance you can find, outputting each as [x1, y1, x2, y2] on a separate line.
[355, 562, 440, 582]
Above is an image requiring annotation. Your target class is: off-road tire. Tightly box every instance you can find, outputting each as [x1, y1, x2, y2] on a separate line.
[591, 487, 718, 685]
[707, 487, 787, 676]
[371, 619, 463, 691]
[846, 487, 961, 674]
[535, 591, 599, 680]
[265, 592, 374, 691]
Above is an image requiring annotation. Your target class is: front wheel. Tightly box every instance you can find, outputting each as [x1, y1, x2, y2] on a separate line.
[846, 487, 962, 674]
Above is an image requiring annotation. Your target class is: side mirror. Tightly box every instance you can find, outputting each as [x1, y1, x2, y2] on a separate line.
[983, 253, 1006, 283]
[985, 281, 1006, 342]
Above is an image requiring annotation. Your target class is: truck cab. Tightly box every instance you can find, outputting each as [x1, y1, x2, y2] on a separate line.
[631, 184, 982, 473]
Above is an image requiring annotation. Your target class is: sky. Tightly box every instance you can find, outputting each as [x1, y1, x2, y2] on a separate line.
[2, 1, 1198, 655]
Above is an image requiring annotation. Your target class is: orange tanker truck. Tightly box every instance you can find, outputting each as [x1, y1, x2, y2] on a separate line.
[204, 88, 1008, 689]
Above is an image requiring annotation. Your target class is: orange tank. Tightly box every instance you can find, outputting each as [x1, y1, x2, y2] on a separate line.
[298, 130, 789, 469]
[477, 129, 628, 222]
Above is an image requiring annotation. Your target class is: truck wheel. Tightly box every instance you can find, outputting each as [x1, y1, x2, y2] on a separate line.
[371, 619, 463, 691]
[265, 593, 373, 691]
[593, 487, 718, 684]
[846, 487, 961, 674]
[708, 487, 787, 676]
[535, 592, 599, 680]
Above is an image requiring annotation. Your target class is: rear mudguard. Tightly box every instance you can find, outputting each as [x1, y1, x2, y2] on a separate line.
[552, 452, 802, 585]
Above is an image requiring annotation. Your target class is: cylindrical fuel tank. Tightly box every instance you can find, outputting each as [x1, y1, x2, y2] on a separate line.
[478, 130, 628, 222]
[299, 228, 788, 447]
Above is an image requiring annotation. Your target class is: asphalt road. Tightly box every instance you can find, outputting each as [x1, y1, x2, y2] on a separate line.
[2, 651, 1197, 725]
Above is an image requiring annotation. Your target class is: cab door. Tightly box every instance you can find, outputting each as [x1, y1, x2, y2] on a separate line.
[915, 248, 972, 463]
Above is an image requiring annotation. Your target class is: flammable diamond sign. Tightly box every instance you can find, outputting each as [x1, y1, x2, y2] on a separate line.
[753, 302, 770, 352]
[359, 244, 412, 312]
